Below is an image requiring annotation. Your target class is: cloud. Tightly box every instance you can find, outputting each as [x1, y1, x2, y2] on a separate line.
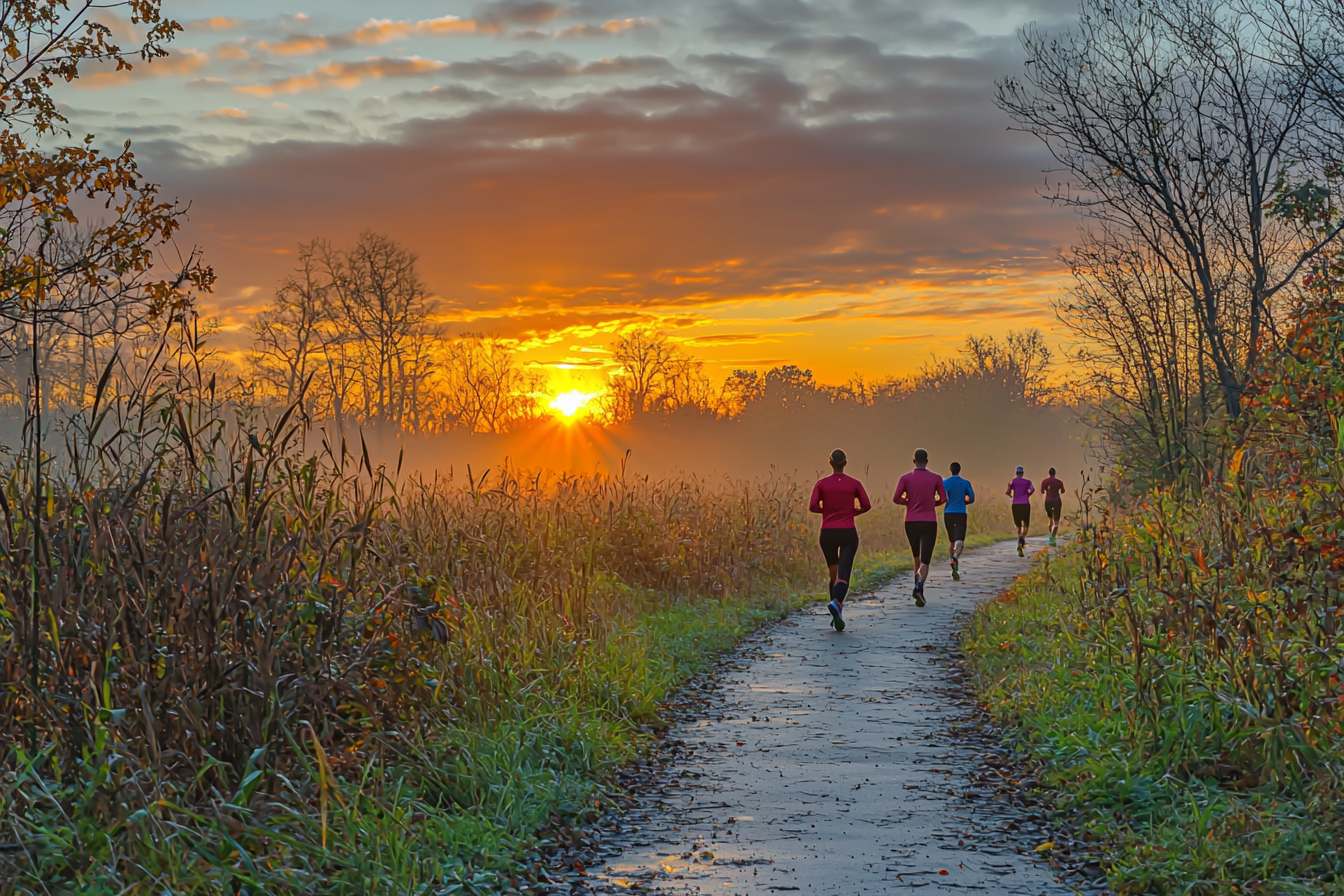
[126, 0, 1077, 365]
[254, 16, 477, 57]
[188, 16, 243, 32]
[474, 1, 563, 34]
[158, 50, 1069, 340]
[79, 48, 208, 88]
[555, 18, 661, 39]
[683, 333, 783, 346]
[203, 107, 249, 119]
[434, 51, 676, 81]
[236, 57, 449, 97]
[861, 333, 936, 345]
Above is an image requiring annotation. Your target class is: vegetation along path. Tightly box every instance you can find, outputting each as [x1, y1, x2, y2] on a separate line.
[589, 538, 1074, 895]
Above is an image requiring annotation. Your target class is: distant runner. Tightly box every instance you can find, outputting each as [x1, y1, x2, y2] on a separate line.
[942, 462, 975, 581]
[1007, 465, 1035, 557]
[894, 448, 947, 607]
[809, 449, 871, 632]
[1041, 467, 1065, 546]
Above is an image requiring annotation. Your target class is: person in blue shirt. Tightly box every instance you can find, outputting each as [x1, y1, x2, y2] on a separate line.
[943, 462, 975, 581]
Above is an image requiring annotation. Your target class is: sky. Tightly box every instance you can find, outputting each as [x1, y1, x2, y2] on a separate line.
[61, 0, 1082, 394]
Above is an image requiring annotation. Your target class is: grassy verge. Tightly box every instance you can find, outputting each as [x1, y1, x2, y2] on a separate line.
[963, 545, 1344, 896]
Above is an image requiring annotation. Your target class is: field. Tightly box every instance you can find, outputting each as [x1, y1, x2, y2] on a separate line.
[0, 395, 1015, 894]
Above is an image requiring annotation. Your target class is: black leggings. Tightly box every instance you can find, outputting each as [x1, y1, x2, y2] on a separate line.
[820, 528, 859, 603]
[905, 521, 938, 565]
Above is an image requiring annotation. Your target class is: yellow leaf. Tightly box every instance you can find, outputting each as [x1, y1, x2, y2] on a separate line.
[1035, 841, 1054, 852]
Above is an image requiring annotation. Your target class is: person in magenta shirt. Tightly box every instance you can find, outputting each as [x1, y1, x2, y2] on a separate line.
[893, 448, 947, 607]
[1040, 467, 1065, 546]
[809, 448, 871, 632]
[1006, 465, 1035, 556]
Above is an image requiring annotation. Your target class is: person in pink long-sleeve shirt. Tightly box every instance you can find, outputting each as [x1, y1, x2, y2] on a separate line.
[809, 448, 871, 632]
[1006, 465, 1035, 556]
[893, 448, 947, 607]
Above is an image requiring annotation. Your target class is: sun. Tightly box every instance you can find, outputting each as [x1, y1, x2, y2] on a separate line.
[548, 389, 600, 421]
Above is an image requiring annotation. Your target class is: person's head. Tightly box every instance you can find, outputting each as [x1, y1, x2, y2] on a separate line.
[1049, 466, 1056, 476]
[1016, 465, 1024, 476]
[950, 461, 961, 476]
[914, 448, 928, 468]
[829, 448, 847, 472]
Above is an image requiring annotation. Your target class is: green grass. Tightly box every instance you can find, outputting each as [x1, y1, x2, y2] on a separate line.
[963, 547, 1344, 896]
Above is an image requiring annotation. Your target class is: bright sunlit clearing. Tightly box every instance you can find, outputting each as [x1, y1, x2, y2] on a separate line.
[548, 389, 600, 420]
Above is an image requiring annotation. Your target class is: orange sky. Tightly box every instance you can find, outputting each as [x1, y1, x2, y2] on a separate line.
[64, 0, 1081, 391]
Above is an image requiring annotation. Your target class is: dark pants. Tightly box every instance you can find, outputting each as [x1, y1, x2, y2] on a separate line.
[944, 512, 967, 543]
[820, 528, 859, 603]
[1012, 504, 1032, 531]
[905, 521, 938, 565]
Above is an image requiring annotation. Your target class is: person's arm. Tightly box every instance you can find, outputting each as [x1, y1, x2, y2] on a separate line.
[893, 475, 909, 506]
[934, 479, 947, 507]
[809, 482, 823, 514]
[1005, 481, 1013, 498]
[1028, 481, 1036, 497]
[965, 482, 976, 505]
[855, 482, 872, 516]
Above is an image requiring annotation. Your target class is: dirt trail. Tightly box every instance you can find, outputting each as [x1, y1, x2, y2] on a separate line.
[589, 537, 1075, 895]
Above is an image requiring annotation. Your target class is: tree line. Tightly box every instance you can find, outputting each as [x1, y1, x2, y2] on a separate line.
[241, 231, 1056, 434]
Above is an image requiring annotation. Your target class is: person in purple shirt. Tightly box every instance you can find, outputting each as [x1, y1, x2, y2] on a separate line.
[809, 448, 871, 631]
[1006, 465, 1035, 556]
[894, 448, 947, 607]
[1040, 467, 1066, 547]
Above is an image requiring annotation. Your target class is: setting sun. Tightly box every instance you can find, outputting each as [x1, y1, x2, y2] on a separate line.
[547, 389, 601, 420]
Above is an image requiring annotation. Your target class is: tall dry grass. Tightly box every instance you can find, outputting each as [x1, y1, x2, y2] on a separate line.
[0, 336, 821, 890]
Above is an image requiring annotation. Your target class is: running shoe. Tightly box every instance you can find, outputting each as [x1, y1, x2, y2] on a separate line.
[1017, 537, 1025, 558]
[913, 580, 926, 607]
[951, 559, 960, 581]
[827, 600, 845, 632]
[1049, 534, 1057, 546]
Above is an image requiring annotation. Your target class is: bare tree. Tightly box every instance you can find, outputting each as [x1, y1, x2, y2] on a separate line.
[997, 0, 1344, 420]
[319, 233, 434, 428]
[604, 328, 712, 422]
[911, 330, 1054, 406]
[1061, 232, 1221, 473]
[248, 242, 331, 418]
[437, 335, 542, 433]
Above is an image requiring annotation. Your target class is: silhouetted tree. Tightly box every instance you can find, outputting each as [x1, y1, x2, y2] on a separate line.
[437, 335, 543, 433]
[997, 0, 1344, 422]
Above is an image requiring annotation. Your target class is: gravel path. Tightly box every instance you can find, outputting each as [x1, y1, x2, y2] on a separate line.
[589, 537, 1076, 895]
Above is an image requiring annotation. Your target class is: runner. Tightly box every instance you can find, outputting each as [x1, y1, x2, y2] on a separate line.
[1040, 467, 1065, 546]
[942, 462, 975, 581]
[809, 449, 871, 632]
[1006, 465, 1035, 557]
[894, 448, 947, 607]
